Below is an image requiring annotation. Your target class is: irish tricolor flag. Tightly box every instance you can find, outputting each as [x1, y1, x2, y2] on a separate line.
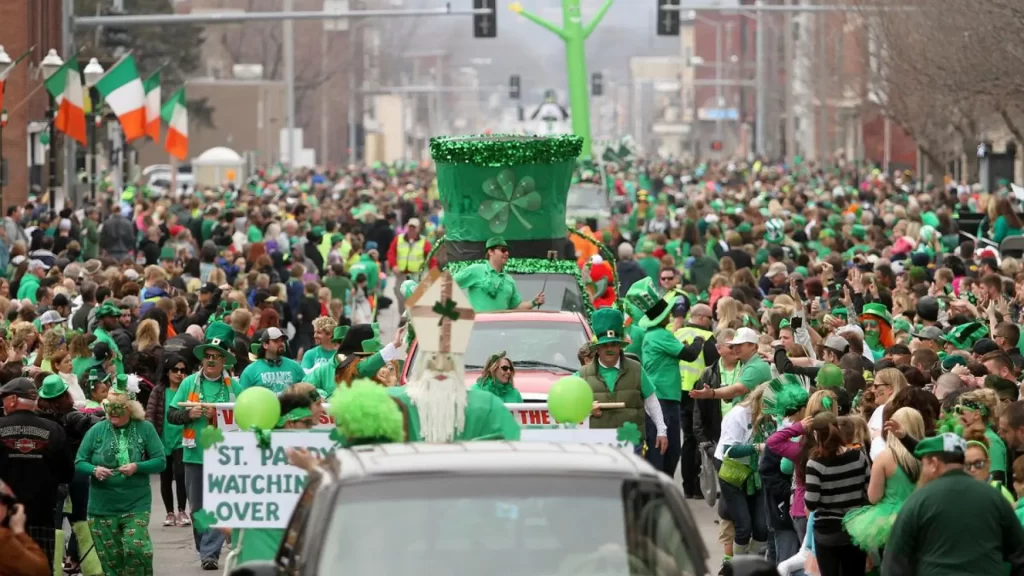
[96, 54, 146, 142]
[44, 56, 87, 145]
[0, 47, 34, 117]
[143, 71, 161, 141]
[161, 87, 188, 161]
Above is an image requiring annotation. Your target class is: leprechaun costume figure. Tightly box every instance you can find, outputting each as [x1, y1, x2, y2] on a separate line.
[75, 376, 165, 576]
[166, 322, 242, 571]
[860, 303, 894, 362]
[579, 308, 667, 455]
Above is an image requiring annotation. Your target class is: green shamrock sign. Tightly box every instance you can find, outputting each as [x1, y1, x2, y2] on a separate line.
[616, 422, 642, 446]
[432, 298, 460, 325]
[192, 509, 219, 533]
[479, 169, 542, 234]
[198, 426, 225, 450]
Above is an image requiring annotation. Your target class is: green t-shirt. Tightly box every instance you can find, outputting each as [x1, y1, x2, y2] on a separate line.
[162, 388, 184, 453]
[625, 324, 645, 360]
[301, 346, 336, 372]
[170, 372, 243, 465]
[75, 420, 166, 516]
[598, 362, 656, 398]
[201, 218, 216, 243]
[247, 224, 264, 243]
[641, 327, 685, 401]
[738, 356, 772, 391]
[349, 256, 381, 291]
[239, 358, 307, 394]
[388, 387, 521, 442]
[986, 426, 1008, 477]
[453, 262, 523, 312]
[638, 256, 661, 282]
[231, 528, 284, 566]
[324, 275, 353, 304]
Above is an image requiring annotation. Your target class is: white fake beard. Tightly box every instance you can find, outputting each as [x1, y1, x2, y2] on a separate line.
[405, 352, 467, 443]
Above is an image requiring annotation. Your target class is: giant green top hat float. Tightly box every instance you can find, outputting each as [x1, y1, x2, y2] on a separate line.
[430, 134, 583, 262]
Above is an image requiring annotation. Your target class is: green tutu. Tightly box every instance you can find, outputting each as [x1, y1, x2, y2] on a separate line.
[843, 464, 915, 551]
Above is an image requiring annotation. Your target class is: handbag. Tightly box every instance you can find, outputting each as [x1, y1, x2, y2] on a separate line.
[718, 456, 752, 488]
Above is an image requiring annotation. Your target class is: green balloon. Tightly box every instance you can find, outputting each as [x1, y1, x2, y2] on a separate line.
[547, 376, 594, 424]
[234, 387, 281, 431]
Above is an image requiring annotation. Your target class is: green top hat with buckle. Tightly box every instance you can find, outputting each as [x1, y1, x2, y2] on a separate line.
[625, 277, 672, 329]
[94, 301, 122, 319]
[39, 374, 69, 400]
[193, 321, 237, 368]
[430, 134, 582, 262]
[332, 326, 350, 344]
[591, 308, 627, 346]
[860, 303, 892, 326]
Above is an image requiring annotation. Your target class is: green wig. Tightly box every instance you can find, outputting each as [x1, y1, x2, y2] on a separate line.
[328, 379, 404, 446]
[762, 375, 810, 420]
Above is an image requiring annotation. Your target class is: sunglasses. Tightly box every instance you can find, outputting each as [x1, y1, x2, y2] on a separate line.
[204, 353, 223, 361]
[499, 365, 512, 372]
[660, 276, 675, 282]
[170, 366, 187, 374]
[965, 459, 988, 471]
[496, 247, 509, 254]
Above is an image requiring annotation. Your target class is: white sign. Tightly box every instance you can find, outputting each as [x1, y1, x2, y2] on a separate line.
[203, 431, 335, 528]
[519, 425, 635, 454]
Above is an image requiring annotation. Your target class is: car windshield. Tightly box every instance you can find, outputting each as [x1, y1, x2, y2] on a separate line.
[511, 274, 584, 312]
[317, 476, 699, 576]
[463, 321, 586, 372]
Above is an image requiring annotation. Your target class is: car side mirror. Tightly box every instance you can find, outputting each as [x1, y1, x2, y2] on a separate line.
[721, 556, 778, 576]
[229, 561, 279, 576]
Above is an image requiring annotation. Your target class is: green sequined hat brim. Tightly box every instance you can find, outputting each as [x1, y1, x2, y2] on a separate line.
[430, 134, 583, 166]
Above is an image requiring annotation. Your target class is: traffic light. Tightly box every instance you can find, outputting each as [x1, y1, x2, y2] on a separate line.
[591, 72, 603, 96]
[509, 75, 521, 99]
[101, 10, 133, 52]
[657, 0, 680, 36]
[473, 0, 497, 38]
[710, 140, 724, 152]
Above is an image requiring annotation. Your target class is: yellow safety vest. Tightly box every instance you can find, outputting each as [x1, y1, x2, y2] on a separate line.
[396, 236, 427, 273]
[673, 325, 713, 392]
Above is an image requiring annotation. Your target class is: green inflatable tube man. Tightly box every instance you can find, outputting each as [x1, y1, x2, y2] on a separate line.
[510, 0, 614, 159]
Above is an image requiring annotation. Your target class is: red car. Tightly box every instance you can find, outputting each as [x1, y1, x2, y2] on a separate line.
[401, 310, 593, 400]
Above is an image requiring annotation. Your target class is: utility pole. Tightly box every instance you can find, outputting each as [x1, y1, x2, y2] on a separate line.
[754, 0, 765, 158]
[784, 0, 795, 164]
[284, 0, 296, 167]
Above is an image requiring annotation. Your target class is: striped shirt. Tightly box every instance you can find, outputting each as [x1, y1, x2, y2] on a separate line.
[804, 448, 871, 544]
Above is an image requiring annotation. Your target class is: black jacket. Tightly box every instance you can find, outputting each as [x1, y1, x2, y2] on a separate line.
[36, 409, 103, 462]
[617, 259, 646, 296]
[72, 302, 95, 332]
[0, 410, 74, 526]
[759, 439, 794, 530]
[692, 364, 725, 445]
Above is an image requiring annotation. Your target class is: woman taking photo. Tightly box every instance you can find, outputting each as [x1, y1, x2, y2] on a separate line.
[145, 352, 190, 528]
[471, 352, 522, 403]
[803, 411, 872, 576]
[75, 378, 165, 575]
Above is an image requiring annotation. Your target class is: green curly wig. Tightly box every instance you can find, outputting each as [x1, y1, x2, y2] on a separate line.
[762, 375, 810, 419]
[328, 379, 404, 445]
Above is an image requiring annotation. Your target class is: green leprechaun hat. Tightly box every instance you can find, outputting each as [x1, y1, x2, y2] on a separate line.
[430, 134, 582, 261]
[591, 308, 627, 346]
[625, 277, 672, 329]
[193, 321, 237, 368]
[38, 374, 69, 400]
[860, 303, 892, 326]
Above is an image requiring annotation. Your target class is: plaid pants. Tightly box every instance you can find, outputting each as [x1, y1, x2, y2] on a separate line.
[26, 524, 55, 573]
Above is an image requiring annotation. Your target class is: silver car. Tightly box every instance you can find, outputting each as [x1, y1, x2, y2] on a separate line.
[230, 443, 774, 576]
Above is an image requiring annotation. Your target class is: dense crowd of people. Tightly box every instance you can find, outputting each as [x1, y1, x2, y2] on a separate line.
[1, 154, 1024, 576]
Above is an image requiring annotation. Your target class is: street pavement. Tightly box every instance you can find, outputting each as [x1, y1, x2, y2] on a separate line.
[149, 283, 724, 574]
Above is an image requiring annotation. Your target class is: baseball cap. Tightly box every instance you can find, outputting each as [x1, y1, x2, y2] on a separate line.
[406, 218, 421, 228]
[0, 378, 37, 400]
[823, 334, 850, 354]
[912, 326, 945, 341]
[913, 433, 967, 459]
[767, 262, 788, 277]
[727, 327, 759, 346]
[254, 289, 278, 306]
[199, 282, 220, 295]
[972, 338, 1001, 356]
[260, 327, 287, 342]
[39, 310, 65, 325]
[28, 259, 50, 272]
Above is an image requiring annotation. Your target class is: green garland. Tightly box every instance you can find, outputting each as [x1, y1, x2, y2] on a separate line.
[429, 134, 583, 167]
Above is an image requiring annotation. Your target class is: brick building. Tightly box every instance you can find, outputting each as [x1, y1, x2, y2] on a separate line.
[0, 0, 63, 209]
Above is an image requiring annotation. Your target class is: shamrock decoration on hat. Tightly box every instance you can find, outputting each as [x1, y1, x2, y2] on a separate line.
[193, 321, 237, 368]
[624, 278, 672, 329]
[94, 301, 123, 319]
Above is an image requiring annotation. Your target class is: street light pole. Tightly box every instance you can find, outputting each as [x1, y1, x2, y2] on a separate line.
[40, 49, 64, 212]
[755, 0, 765, 158]
[1, 110, 8, 216]
[83, 58, 105, 204]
